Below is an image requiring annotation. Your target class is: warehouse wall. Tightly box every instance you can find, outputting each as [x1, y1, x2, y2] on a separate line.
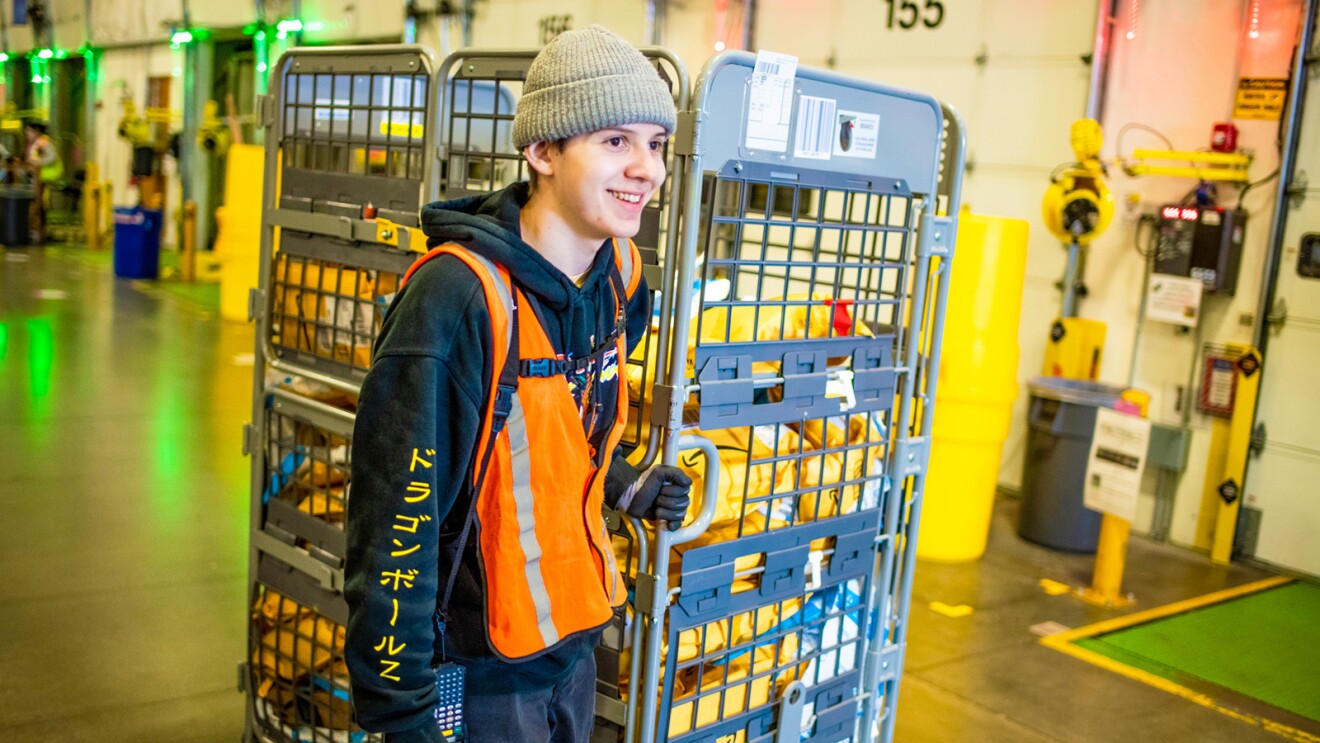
[1088, 0, 1303, 544]
[4, 0, 1306, 548]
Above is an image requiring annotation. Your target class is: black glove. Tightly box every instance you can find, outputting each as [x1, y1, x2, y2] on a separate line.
[617, 464, 692, 530]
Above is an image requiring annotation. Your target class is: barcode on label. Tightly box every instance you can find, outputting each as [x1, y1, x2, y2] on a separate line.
[794, 95, 837, 160]
[756, 60, 782, 76]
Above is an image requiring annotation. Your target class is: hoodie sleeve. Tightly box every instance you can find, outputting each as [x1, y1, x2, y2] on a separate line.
[345, 264, 489, 736]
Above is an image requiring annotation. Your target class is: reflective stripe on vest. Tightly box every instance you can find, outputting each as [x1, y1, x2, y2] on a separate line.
[504, 394, 559, 647]
[401, 239, 634, 659]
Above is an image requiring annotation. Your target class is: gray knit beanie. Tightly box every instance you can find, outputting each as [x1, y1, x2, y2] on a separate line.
[512, 25, 676, 149]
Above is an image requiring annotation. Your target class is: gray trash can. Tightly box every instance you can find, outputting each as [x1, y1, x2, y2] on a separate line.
[1017, 376, 1129, 552]
[0, 185, 35, 246]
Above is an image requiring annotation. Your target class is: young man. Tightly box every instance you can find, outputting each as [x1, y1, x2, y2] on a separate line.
[345, 26, 692, 743]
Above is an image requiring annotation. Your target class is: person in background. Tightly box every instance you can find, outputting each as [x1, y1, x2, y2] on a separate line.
[23, 118, 63, 243]
[345, 25, 692, 743]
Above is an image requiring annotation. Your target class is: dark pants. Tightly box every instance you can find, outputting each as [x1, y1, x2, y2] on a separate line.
[465, 653, 597, 743]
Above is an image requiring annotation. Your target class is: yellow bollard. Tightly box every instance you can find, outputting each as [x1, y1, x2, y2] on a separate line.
[83, 162, 102, 250]
[1077, 389, 1150, 608]
[920, 210, 1029, 561]
[214, 143, 265, 321]
[103, 181, 114, 243]
[1211, 349, 1263, 564]
[182, 201, 197, 283]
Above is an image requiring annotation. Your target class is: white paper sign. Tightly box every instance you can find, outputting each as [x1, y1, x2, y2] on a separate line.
[1205, 358, 1236, 409]
[744, 50, 799, 153]
[1083, 407, 1152, 522]
[1146, 273, 1203, 327]
[834, 110, 880, 159]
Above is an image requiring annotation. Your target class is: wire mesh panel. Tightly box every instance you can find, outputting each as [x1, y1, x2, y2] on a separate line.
[280, 54, 431, 224]
[436, 68, 525, 197]
[246, 47, 437, 743]
[260, 389, 356, 569]
[267, 235, 414, 384]
[260, 47, 435, 388]
[628, 51, 963, 743]
[246, 389, 363, 743]
[248, 584, 379, 743]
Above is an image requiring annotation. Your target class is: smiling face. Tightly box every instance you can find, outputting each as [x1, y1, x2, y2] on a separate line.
[525, 123, 668, 246]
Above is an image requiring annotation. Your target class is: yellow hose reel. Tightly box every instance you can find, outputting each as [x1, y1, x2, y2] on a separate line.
[1042, 119, 1114, 246]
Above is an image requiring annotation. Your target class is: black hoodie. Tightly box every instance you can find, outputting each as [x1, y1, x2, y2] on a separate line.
[345, 183, 650, 740]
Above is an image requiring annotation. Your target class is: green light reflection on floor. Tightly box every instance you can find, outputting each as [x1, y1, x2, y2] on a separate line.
[0, 322, 8, 362]
[149, 352, 189, 525]
[152, 381, 186, 481]
[25, 318, 54, 399]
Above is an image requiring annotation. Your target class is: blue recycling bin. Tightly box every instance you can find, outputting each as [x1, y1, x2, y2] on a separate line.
[113, 206, 163, 279]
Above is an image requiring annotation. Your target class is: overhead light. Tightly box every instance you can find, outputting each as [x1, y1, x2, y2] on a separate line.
[171, 30, 194, 46]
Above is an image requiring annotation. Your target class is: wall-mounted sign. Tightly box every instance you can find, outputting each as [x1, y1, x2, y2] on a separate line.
[538, 15, 571, 44]
[1234, 77, 1286, 121]
[1146, 273, 1203, 327]
[881, 0, 946, 30]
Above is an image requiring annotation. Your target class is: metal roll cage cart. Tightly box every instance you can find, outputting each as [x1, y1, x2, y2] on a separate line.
[241, 45, 436, 743]
[239, 40, 964, 743]
[626, 51, 964, 743]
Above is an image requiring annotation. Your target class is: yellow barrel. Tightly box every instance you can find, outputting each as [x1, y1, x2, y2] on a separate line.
[214, 144, 265, 322]
[919, 210, 1029, 562]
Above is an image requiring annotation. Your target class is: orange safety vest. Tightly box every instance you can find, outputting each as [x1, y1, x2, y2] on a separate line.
[401, 238, 642, 660]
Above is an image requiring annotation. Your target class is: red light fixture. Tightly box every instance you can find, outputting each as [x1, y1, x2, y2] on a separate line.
[1162, 206, 1201, 221]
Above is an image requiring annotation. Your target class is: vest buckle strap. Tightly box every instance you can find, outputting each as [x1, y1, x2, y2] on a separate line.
[491, 384, 517, 433]
[520, 357, 574, 378]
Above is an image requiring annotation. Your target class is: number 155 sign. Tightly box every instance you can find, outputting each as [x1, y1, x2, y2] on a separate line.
[882, 0, 945, 29]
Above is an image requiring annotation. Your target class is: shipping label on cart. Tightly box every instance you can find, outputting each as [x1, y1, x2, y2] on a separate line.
[834, 110, 880, 159]
[745, 50, 798, 152]
[794, 96, 837, 160]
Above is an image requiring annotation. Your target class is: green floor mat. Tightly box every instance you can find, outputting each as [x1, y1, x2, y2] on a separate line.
[1077, 582, 1320, 723]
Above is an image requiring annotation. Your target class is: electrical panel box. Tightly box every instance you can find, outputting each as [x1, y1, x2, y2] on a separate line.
[1154, 205, 1246, 295]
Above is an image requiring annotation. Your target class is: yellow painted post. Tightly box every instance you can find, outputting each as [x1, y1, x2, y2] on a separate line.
[214, 143, 266, 321]
[182, 201, 197, 283]
[1194, 416, 1234, 550]
[1078, 389, 1150, 608]
[1083, 515, 1133, 606]
[103, 181, 114, 243]
[1042, 317, 1107, 380]
[1212, 349, 1263, 564]
[83, 162, 102, 250]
